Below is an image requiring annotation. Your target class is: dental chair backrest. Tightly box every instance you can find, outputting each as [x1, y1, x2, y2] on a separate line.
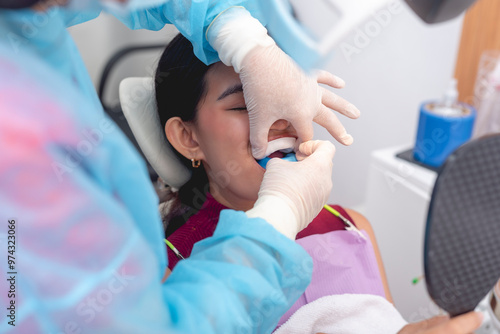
[119, 77, 191, 190]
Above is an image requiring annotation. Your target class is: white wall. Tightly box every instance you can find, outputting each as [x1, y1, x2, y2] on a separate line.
[70, 6, 463, 210]
[313, 2, 464, 210]
[68, 13, 178, 107]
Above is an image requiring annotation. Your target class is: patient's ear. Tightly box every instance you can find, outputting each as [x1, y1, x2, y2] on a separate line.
[165, 117, 205, 161]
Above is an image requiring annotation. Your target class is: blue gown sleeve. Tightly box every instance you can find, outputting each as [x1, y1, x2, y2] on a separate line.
[165, 210, 313, 332]
[109, 0, 265, 65]
[0, 42, 311, 333]
[61, 1, 266, 65]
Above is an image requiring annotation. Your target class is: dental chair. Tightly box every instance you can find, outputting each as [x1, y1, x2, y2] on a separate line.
[119, 76, 195, 238]
[119, 77, 191, 190]
[98, 45, 165, 182]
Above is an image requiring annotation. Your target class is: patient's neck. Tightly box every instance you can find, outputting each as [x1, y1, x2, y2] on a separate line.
[208, 183, 256, 212]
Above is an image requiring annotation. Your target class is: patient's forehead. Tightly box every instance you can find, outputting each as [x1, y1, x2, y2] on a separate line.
[203, 63, 242, 102]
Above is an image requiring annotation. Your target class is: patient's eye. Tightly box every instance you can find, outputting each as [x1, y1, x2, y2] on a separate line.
[230, 107, 248, 112]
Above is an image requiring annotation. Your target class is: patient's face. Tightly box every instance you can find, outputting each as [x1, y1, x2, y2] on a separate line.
[192, 63, 297, 211]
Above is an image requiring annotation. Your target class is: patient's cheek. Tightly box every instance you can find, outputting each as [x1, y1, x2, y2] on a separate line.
[226, 160, 243, 177]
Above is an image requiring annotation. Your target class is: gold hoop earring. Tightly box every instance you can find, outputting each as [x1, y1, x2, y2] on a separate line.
[191, 159, 201, 168]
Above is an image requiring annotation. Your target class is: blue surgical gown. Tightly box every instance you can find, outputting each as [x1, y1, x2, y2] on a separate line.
[0, 4, 311, 333]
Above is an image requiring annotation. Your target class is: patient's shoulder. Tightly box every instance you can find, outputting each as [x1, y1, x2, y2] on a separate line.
[344, 208, 374, 234]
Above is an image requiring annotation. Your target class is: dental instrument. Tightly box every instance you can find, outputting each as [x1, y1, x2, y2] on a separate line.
[165, 239, 185, 260]
[324, 204, 367, 240]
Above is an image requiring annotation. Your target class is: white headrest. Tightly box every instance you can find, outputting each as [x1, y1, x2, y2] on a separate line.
[119, 77, 191, 190]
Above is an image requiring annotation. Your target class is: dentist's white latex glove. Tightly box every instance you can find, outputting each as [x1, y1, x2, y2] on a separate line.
[208, 7, 360, 159]
[246, 140, 336, 239]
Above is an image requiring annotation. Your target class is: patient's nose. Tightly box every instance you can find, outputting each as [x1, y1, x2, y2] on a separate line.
[270, 119, 291, 131]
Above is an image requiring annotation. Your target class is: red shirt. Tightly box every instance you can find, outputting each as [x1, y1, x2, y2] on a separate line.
[167, 193, 355, 270]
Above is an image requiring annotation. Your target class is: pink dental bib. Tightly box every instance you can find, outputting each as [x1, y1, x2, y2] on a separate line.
[277, 230, 386, 328]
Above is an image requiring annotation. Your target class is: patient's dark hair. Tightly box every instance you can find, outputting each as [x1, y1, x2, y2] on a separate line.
[155, 33, 213, 236]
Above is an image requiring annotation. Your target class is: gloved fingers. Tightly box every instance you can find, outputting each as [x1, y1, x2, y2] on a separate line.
[265, 155, 290, 169]
[289, 118, 315, 152]
[296, 140, 336, 161]
[249, 116, 275, 159]
[321, 87, 360, 119]
[313, 106, 354, 146]
[316, 70, 346, 89]
[258, 139, 336, 236]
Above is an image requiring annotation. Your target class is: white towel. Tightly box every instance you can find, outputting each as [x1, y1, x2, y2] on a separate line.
[273, 294, 408, 334]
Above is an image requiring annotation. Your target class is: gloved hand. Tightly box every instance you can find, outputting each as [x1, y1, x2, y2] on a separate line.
[241, 46, 358, 159]
[246, 140, 336, 239]
[208, 7, 360, 159]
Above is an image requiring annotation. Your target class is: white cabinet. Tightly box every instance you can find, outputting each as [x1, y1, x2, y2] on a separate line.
[365, 145, 439, 321]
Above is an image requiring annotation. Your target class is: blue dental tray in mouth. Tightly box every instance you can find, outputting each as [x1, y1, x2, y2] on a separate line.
[257, 152, 297, 169]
